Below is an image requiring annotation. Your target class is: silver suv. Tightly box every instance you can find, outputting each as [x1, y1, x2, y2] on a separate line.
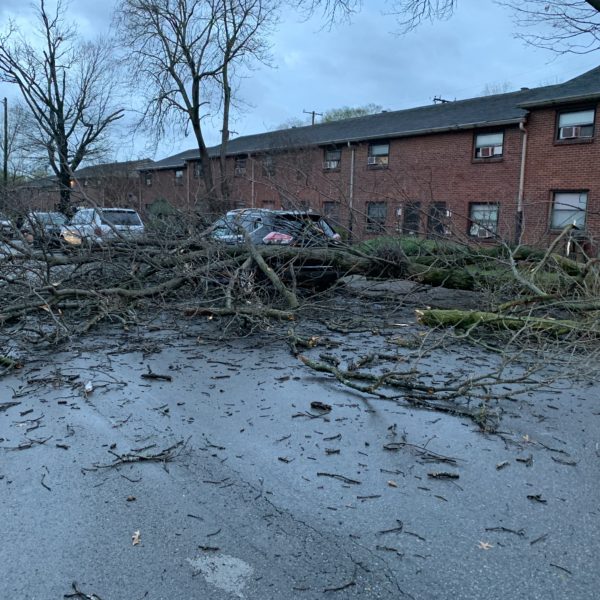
[61, 207, 144, 246]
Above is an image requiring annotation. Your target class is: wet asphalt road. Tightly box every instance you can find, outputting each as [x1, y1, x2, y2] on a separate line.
[0, 314, 599, 600]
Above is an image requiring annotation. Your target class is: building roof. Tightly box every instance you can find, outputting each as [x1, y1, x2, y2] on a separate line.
[74, 159, 154, 179]
[147, 66, 600, 171]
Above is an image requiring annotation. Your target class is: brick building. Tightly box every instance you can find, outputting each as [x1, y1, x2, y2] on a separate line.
[10, 159, 153, 214]
[141, 66, 600, 249]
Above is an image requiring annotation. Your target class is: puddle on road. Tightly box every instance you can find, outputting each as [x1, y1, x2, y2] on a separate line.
[187, 553, 254, 598]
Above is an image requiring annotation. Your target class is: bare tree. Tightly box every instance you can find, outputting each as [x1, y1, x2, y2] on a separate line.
[0, 101, 30, 186]
[116, 0, 275, 215]
[480, 81, 513, 96]
[500, 0, 600, 54]
[216, 0, 276, 200]
[291, 0, 362, 25]
[0, 0, 124, 213]
[322, 104, 383, 122]
[299, 0, 600, 52]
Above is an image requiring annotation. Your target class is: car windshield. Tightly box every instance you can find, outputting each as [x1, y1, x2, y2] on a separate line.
[32, 213, 66, 225]
[271, 214, 335, 239]
[100, 210, 142, 226]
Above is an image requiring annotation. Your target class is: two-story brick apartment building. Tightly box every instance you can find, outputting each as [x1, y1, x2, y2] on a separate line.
[139, 66, 600, 249]
[11, 159, 153, 214]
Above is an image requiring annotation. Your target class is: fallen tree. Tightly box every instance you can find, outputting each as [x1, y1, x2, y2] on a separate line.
[415, 308, 599, 336]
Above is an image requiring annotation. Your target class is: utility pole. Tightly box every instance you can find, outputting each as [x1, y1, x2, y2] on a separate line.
[303, 109, 323, 126]
[2, 97, 7, 189]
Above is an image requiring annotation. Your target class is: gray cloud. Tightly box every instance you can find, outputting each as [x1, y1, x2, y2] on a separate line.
[1, 0, 597, 158]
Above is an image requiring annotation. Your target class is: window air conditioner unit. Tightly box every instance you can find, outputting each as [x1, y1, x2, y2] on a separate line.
[477, 227, 493, 239]
[367, 156, 378, 165]
[560, 126, 581, 139]
[234, 167, 246, 175]
[479, 146, 494, 158]
[323, 160, 339, 170]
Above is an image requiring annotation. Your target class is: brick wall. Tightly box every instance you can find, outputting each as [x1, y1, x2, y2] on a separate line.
[522, 105, 600, 254]
[139, 102, 600, 251]
[141, 128, 523, 242]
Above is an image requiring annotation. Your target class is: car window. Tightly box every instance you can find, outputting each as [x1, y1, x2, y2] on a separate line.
[32, 213, 67, 225]
[100, 210, 142, 226]
[317, 218, 336, 237]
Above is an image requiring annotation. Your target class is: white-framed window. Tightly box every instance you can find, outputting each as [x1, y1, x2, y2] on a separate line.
[557, 109, 595, 140]
[323, 201, 341, 224]
[144, 172, 153, 187]
[551, 191, 587, 229]
[174, 169, 184, 186]
[323, 148, 341, 170]
[474, 132, 504, 158]
[234, 157, 247, 176]
[366, 201, 387, 231]
[193, 162, 204, 179]
[367, 142, 389, 167]
[402, 202, 421, 235]
[469, 203, 499, 238]
[261, 155, 275, 177]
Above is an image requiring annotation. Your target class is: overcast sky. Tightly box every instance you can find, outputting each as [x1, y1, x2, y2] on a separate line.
[1, 0, 598, 162]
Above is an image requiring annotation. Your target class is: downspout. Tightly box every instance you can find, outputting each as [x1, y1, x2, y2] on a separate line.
[251, 155, 255, 208]
[516, 119, 528, 243]
[187, 162, 191, 213]
[347, 142, 355, 243]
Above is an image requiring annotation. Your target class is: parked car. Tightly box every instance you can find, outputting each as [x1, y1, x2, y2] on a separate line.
[61, 207, 145, 246]
[207, 208, 342, 287]
[0, 213, 13, 237]
[22, 211, 67, 247]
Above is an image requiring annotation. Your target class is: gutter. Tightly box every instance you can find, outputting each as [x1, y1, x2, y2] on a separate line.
[518, 92, 600, 109]
[141, 118, 526, 172]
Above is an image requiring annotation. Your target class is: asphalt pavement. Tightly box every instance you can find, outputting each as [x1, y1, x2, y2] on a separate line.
[0, 311, 598, 599]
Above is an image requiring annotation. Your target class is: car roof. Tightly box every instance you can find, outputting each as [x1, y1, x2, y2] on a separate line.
[75, 207, 138, 213]
[226, 209, 322, 218]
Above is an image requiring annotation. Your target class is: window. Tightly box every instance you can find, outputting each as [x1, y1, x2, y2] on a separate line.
[262, 199, 276, 209]
[469, 203, 499, 238]
[427, 202, 449, 236]
[144, 173, 153, 187]
[193, 162, 204, 179]
[323, 148, 341, 170]
[402, 202, 421, 235]
[557, 109, 595, 140]
[234, 157, 247, 176]
[474, 132, 504, 158]
[261, 155, 275, 177]
[366, 201, 387, 231]
[174, 169, 184, 186]
[367, 142, 389, 167]
[323, 201, 341, 225]
[551, 191, 587, 229]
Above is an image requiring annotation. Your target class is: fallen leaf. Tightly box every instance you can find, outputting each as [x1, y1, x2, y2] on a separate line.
[84, 381, 93, 394]
[132, 530, 141, 545]
[478, 541, 493, 550]
[127, 496, 136, 502]
[387, 480, 398, 488]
